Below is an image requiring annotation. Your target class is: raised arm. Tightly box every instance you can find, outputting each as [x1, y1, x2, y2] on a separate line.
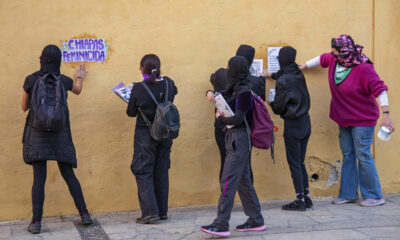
[299, 56, 321, 70]
[71, 64, 86, 95]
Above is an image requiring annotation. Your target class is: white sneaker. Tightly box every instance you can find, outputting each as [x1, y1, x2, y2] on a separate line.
[331, 198, 357, 204]
[360, 198, 385, 207]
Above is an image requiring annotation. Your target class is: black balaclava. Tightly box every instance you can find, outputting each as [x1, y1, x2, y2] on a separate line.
[210, 68, 228, 91]
[225, 56, 251, 102]
[39, 45, 61, 75]
[277, 46, 296, 67]
[236, 44, 255, 66]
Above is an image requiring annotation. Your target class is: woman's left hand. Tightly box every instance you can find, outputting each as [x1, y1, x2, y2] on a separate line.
[262, 69, 272, 78]
[216, 110, 221, 118]
[381, 114, 395, 132]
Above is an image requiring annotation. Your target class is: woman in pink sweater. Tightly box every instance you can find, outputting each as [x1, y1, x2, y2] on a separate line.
[300, 35, 394, 207]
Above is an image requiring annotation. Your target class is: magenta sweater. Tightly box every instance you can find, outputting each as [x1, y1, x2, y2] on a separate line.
[320, 53, 388, 127]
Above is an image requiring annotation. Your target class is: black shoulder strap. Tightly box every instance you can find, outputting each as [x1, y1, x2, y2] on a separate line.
[138, 82, 157, 127]
[164, 77, 169, 103]
[140, 81, 159, 105]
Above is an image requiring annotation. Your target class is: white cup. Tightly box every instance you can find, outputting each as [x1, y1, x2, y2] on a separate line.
[268, 89, 276, 102]
[377, 126, 391, 141]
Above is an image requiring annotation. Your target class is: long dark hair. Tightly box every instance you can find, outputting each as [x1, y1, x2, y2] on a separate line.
[140, 54, 161, 84]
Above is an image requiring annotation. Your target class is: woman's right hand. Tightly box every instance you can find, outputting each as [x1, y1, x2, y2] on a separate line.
[206, 91, 216, 103]
[74, 64, 87, 80]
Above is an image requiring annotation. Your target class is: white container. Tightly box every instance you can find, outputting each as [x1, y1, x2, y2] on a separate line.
[268, 89, 276, 102]
[377, 126, 391, 141]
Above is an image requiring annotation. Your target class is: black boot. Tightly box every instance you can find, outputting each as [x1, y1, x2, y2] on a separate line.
[80, 212, 93, 226]
[28, 221, 41, 234]
[136, 215, 159, 224]
[305, 196, 313, 208]
[304, 189, 313, 208]
[282, 194, 306, 211]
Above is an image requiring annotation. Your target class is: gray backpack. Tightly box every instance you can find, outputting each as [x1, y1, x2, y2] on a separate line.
[30, 73, 67, 132]
[139, 78, 180, 141]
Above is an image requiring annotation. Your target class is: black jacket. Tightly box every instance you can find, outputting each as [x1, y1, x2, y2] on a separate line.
[271, 64, 310, 120]
[22, 71, 77, 167]
[127, 77, 178, 127]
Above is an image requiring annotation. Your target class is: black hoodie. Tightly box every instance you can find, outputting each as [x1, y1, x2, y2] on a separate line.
[270, 47, 310, 120]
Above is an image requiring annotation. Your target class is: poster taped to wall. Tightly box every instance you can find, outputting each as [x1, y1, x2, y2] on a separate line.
[268, 47, 282, 73]
[113, 82, 134, 103]
[61, 39, 109, 62]
[250, 59, 263, 76]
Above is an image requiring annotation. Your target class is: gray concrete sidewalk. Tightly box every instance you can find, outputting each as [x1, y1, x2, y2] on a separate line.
[1, 194, 400, 240]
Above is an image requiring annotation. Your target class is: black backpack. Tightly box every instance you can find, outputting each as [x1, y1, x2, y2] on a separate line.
[139, 77, 180, 141]
[30, 73, 67, 132]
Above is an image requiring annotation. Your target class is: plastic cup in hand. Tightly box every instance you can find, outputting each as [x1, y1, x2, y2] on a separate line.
[377, 126, 391, 141]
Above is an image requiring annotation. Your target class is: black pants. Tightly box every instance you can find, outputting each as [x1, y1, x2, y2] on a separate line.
[213, 128, 264, 229]
[215, 127, 254, 183]
[131, 126, 172, 217]
[283, 114, 311, 195]
[32, 161, 88, 222]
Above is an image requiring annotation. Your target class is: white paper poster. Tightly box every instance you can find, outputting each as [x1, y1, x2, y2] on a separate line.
[250, 59, 263, 76]
[268, 47, 282, 73]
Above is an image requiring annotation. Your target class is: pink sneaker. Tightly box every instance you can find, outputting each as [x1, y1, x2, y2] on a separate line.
[331, 198, 357, 204]
[360, 198, 385, 207]
[200, 224, 230, 237]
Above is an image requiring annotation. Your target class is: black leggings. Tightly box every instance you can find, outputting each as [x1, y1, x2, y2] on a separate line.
[32, 161, 88, 222]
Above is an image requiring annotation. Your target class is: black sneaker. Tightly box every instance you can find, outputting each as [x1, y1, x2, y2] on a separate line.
[159, 215, 168, 220]
[305, 196, 313, 208]
[27, 221, 41, 234]
[282, 199, 307, 211]
[136, 216, 159, 224]
[235, 222, 266, 232]
[200, 223, 230, 237]
[80, 212, 93, 226]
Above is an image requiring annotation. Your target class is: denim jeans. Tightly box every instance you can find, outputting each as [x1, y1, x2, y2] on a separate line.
[338, 126, 383, 200]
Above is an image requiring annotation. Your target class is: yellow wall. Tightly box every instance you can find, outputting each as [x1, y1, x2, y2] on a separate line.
[0, 0, 399, 221]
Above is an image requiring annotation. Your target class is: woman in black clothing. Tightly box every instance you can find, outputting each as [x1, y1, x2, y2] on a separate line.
[127, 54, 178, 224]
[21, 45, 92, 234]
[264, 46, 313, 211]
[202, 56, 265, 237]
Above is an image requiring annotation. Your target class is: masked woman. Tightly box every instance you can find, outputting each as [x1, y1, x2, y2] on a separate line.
[264, 46, 312, 211]
[300, 35, 394, 207]
[21, 45, 92, 234]
[203, 56, 265, 237]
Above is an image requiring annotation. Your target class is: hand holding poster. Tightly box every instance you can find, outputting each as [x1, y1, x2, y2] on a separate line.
[214, 93, 234, 128]
[113, 82, 134, 103]
[268, 47, 282, 73]
[250, 59, 263, 76]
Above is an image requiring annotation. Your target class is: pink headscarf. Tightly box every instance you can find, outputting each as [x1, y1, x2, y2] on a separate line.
[331, 35, 370, 67]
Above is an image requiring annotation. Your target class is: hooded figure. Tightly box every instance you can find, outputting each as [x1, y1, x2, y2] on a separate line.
[224, 56, 252, 104]
[39, 45, 62, 75]
[236, 45, 266, 100]
[270, 46, 312, 211]
[236, 44, 255, 66]
[22, 45, 92, 234]
[202, 55, 265, 236]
